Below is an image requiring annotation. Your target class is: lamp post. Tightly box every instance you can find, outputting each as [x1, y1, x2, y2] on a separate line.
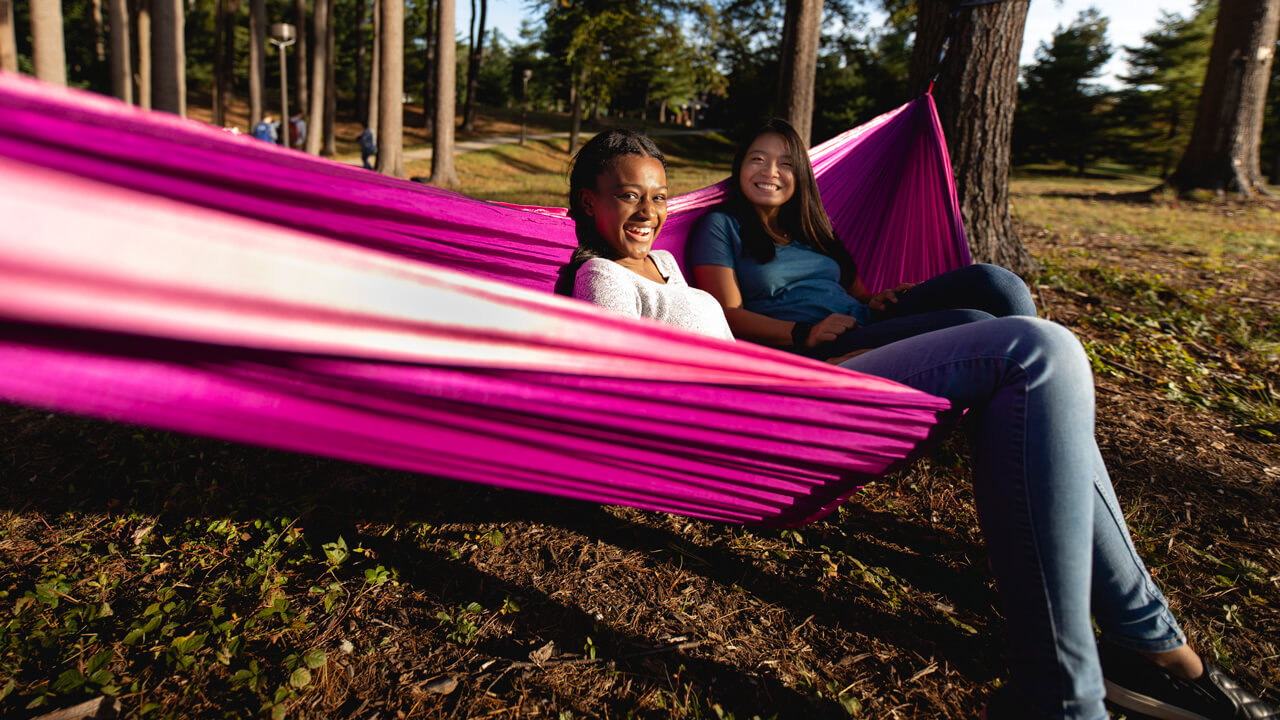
[520, 68, 532, 146]
[268, 23, 296, 147]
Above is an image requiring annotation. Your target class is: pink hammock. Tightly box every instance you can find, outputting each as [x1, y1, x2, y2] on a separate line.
[0, 72, 967, 526]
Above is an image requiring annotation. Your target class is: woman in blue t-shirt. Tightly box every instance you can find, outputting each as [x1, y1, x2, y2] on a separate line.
[689, 117, 1036, 361]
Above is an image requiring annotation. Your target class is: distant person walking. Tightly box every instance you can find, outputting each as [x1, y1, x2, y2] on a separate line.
[289, 114, 307, 149]
[359, 128, 377, 170]
[252, 115, 277, 143]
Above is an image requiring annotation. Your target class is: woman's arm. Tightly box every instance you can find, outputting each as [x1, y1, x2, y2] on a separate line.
[848, 275, 918, 312]
[694, 265, 855, 349]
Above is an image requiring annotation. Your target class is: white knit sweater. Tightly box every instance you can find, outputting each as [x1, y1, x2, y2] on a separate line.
[573, 250, 734, 341]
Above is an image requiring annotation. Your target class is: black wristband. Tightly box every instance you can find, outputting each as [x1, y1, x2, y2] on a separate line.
[791, 321, 813, 350]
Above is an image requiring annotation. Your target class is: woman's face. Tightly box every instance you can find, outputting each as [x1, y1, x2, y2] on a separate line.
[582, 154, 668, 262]
[738, 132, 795, 210]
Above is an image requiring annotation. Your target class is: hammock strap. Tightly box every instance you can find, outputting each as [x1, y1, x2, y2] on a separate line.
[926, 0, 1008, 95]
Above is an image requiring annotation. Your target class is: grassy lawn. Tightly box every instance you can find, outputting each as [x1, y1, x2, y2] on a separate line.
[1, 154, 1277, 719]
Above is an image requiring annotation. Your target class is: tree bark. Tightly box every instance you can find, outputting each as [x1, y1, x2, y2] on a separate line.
[1170, 0, 1279, 197]
[134, 0, 151, 108]
[93, 0, 106, 62]
[213, 0, 226, 123]
[356, 0, 368, 124]
[568, 67, 583, 155]
[249, 0, 266, 126]
[322, 0, 336, 155]
[775, 0, 822, 145]
[429, 0, 458, 185]
[367, 0, 380, 131]
[109, 0, 133, 102]
[461, 0, 485, 131]
[0, 0, 17, 72]
[909, 0, 1037, 275]
[421, 0, 434, 129]
[31, 0, 67, 85]
[151, 0, 184, 115]
[305, 0, 328, 154]
[376, 0, 404, 177]
[294, 0, 308, 113]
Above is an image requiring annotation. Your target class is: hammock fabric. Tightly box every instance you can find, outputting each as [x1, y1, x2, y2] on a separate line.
[0, 72, 968, 526]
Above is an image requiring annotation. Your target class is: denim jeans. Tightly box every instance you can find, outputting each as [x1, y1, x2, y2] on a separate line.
[841, 317, 1186, 720]
[820, 263, 1038, 356]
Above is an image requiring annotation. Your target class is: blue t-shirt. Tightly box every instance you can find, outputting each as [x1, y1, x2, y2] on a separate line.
[688, 210, 869, 324]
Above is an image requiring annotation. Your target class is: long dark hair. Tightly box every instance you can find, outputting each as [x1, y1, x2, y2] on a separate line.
[554, 129, 667, 295]
[723, 118, 855, 286]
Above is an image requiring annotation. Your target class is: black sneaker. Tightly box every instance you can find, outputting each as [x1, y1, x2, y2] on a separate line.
[1099, 638, 1280, 719]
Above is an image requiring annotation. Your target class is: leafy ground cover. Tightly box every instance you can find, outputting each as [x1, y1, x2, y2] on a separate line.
[2, 146, 1278, 718]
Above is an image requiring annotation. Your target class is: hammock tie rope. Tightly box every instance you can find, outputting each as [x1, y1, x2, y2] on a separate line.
[927, 0, 1008, 94]
[0, 73, 970, 526]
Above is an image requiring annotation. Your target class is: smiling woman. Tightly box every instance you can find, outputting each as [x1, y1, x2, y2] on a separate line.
[690, 118, 1037, 361]
[561, 129, 733, 340]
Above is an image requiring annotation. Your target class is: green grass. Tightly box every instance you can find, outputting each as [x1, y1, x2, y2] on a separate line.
[1011, 176, 1280, 257]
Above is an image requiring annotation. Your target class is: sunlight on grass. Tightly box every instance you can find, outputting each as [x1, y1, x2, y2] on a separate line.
[1011, 177, 1280, 259]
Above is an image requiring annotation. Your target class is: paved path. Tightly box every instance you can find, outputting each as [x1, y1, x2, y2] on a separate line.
[342, 127, 720, 166]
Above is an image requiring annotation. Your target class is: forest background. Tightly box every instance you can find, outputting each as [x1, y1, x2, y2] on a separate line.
[5, 0, 1279, 187]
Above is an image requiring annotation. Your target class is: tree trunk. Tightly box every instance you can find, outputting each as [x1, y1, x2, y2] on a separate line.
[134, 0, 151, 108]
[249, 0, 266, 126]
[909, 0, 1037, 275]
[149, 0, 184, 113]
[151, 0, 184, 115]
[356, 0, 368, 124]
[775, 0, 822, 145]
[421, 0, 434, 129]
[1, 0, 17, 72]
[568, 67, 584, 155]
[31, 0, 67, 85]
[429, 0, 458, 185]
[366, 0, 378, 128]
[109, 0, 133, 103]
[1170, 0, 1279, 197]
[213, 0, 226, 123]
[461, 0, 485, 131]
[322, 0, 336, 155]
[0, 0, 18, 73]
[219, 0, 239, 121]
[367, 0, 380, 131]
[93, 0, 106, 62]
[305, 0, 328, 154]
[376, 0, 404, 177]
[294, 0, 308, 113]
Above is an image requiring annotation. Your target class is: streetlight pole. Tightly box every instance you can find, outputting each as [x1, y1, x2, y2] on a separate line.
[269, 23, 296, 147]
[520, 68, 532, 146]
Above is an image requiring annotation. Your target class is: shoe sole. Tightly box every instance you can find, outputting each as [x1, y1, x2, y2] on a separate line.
[1104, 679, 1212, 720]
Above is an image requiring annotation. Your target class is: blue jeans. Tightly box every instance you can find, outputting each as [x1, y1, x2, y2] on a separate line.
[841, 317, 1186, 720]
[819, 264, 1037, 357]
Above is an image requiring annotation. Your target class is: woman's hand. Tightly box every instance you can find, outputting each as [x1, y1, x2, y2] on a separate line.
[866, 282, 917, 312]
[805, 313, 857, 348]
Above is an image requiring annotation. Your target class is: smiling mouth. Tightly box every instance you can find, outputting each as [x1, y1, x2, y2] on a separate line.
[753, 182, 782, 192]
[624, 225, 654, 240]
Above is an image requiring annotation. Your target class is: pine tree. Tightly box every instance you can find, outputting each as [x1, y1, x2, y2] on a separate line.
[1113, 2, 1215, 177]
[1014, 8, 1112, 175]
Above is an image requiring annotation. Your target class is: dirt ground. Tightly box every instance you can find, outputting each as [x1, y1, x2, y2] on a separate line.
[1, 195, 1278, 719]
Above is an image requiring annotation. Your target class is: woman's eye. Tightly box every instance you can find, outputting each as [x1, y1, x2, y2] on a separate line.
[654, 195, 667, 203]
